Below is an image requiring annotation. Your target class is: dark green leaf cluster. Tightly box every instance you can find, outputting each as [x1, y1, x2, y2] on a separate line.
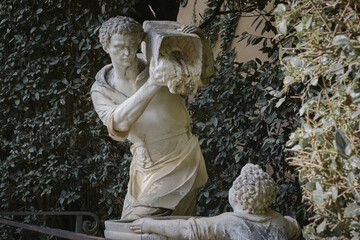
[0, 0, 307, 238]
[0, 0, 140, 238]
[190, 0, 306, 224]
[0, 0, 182, 236]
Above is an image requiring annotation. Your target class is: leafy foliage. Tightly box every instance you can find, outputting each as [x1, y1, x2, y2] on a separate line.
[0, 0, 310, 239]
[274, 0, 360, 238]
[0, 0, 179, 238]
[190, 0, 305, 224]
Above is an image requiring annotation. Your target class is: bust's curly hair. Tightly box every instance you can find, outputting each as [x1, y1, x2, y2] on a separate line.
[232, 163, 276, 214]
[99, 16, 144, 50]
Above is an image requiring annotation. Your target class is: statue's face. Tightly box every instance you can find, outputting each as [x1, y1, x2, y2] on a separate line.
[106, 32, 139, 67]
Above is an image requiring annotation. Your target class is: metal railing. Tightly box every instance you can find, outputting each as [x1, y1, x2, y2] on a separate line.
[0, 211, 105, 240]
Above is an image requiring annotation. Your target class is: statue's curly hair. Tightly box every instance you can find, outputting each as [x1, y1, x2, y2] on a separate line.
[99, 16, 143, 50]
[232, 163, 276, 214]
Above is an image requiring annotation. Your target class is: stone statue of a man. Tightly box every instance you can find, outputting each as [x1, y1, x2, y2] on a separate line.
[130, 163, 301, 240]
[91, 16, 214, 220]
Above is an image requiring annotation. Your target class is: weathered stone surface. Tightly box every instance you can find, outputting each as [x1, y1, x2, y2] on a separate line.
[91, 16, 213, 221]
[105, 164, 301, 240]
[143, 21, 203, 95]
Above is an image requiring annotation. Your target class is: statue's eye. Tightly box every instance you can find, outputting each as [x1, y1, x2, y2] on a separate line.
[113, 44, 124, 50]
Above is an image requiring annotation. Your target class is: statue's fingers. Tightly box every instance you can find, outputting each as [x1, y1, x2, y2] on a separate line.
[187, 25, 197, 32]
[182, 25, 194, 33]
[130, 225, 142, 233]
[180, 25, 187, 32]
[183, 25, 192, 31]
[186, 26, 199, 34]
[129, 224, 139, 229]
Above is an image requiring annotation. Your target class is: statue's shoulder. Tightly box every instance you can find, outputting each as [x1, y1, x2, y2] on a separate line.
[94, 64, 113, 86]
[91, 64, 115, 96]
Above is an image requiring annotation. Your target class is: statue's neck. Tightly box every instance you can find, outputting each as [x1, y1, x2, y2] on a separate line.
[233, 205, 245, 213]
[113, 58, 139, 82]
[111, 58, 139, 94]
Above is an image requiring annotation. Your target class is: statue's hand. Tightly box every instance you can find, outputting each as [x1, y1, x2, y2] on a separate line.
[130, 218, 149, 234]
[181, 24, 205, 40]
[148, 58, 169, 87]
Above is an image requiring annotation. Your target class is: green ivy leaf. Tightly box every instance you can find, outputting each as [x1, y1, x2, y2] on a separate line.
[310, 76, 318, 86]
[14, 35, 23, 41]
[290, 56, 302, 67]
[49, 58, 59, 65]
[305, 16, 313, 29]
[331, 186, 338, 201]
[305, 182, 315, 191]
[295, 23, 303, 32]
[316, 220, 327, 234]
[330, 63, 344, 75]
[274, 4, 286, 13]
[313, 182, 325, 209]
[304, 123, 312, 134]
[344, 202, 360, 218]
[334, 129, 351, 156]
[332, 35, 350, 46]
[350, 156, 360, 169]
[36, 8, 43, 14]
[284, 76, 294, 84]
[275, 97, 285, 108]
[278, 18, 287, 35]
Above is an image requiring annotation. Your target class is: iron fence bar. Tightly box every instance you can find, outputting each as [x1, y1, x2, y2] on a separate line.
[0, 211, 99, 218]
[76, 215, 83, 233]
[0, 218, 105, 240]
[0, 211, 100, 235]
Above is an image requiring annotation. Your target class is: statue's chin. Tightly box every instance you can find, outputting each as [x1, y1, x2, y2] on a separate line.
[120, 62, 132, 67]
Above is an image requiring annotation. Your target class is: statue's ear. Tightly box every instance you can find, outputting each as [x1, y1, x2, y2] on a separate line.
[103, 45, 109, 53]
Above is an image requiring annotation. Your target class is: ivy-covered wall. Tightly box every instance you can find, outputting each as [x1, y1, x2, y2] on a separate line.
[0, 0, 312, 239]
[187, 0, 305, 223]
[0, 0, 179, 238]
